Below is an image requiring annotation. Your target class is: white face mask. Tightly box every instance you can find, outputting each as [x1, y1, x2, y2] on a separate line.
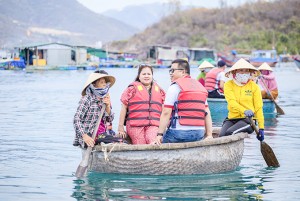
[204, 68, 211, 73]
[201, 68, 210, 73]
[234, 73, 251, 84]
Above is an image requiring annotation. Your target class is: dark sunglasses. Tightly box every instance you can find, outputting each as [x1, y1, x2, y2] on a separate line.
[169, 68, 184, 74]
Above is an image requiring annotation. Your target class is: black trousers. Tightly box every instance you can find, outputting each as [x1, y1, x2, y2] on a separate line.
[220, 118, 254, 137]
[208, 89, 225, 98]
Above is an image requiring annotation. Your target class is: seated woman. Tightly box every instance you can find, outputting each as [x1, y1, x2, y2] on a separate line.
[257, 62, 278, 100]
[220, 58, 264, 142]
[118, 64, 166, 144]
[196, 60, 214, 86]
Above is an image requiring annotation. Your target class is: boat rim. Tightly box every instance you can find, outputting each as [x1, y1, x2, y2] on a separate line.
[93, 132, 248, 152]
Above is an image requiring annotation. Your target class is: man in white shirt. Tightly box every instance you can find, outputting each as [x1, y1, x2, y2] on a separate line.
[154, 59, 213, 144]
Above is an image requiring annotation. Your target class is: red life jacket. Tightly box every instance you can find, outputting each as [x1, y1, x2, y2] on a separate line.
[172, 76, 208, 127]
[205, 68, 224, 93]
[127, 81, 164, 127]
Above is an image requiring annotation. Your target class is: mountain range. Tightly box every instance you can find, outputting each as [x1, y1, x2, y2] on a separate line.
[1, 0, 297, 56]
[0, 0, 138, 48]
[109, 0, 300, 55]
[101, 2, 196, 31]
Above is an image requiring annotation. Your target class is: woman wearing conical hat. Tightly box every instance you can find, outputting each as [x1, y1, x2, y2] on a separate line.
[257, 62, 278, 100]
[196, 60, 214, 86]
[73, 70, 116, 148]
[220, 58, 265, 142]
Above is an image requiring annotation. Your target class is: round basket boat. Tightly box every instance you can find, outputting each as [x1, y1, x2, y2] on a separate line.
[208, 98, 276, 123]
[88, 129, 248, 175]
[208, 98, 275, 114]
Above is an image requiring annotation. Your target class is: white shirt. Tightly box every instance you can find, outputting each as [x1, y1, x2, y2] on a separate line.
[164, 83, 206, 130]
[215, 71, 226, 89]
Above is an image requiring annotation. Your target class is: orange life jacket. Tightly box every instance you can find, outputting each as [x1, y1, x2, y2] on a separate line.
[127, 81, 164, 127]
[171, 76, 208, 127]
[205, 68, 224, 93]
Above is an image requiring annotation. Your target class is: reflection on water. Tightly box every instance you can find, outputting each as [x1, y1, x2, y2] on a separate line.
[72, 171, 266, 200]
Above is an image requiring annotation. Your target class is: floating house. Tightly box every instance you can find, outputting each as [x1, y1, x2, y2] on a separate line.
[250, 49, 277, 67]
[16, 42, 87, 68]
[0, 49, 26, 70]
[188, 48, 216, 66]
[147, 45, 215, 67]
[148, 45, 188, 66]
[88, 48, 138, 62]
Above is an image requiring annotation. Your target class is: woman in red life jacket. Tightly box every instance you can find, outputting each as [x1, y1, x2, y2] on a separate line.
[154, 59, 213, 145]
[118, 64, 166, 144]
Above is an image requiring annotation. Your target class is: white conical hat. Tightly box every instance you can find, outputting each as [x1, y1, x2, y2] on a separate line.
[226, 58, 258, 76]
[198, 60, 214, 69]
[82, 73, 116, 96]
[258, 62, 273, 71]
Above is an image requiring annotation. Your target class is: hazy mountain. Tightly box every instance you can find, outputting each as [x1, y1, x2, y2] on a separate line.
[101, 2, 210, 30]
[0, 0, 138, 48]
[102, 3, 174, 30]
[90, 1, 248, 30]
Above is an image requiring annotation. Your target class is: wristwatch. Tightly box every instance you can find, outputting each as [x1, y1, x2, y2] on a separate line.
[157, 133, 163, 136]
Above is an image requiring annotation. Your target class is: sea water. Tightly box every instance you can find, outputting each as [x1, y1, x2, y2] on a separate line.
[0, 63, 299, 200]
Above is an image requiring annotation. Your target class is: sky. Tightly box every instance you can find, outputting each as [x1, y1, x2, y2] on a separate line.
[77, 0, 250, 13]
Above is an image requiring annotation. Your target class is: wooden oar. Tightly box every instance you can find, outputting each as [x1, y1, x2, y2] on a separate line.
[249, 118, 280, 167]
[260, 77, 285, 115]
[75, 104, 106, 177]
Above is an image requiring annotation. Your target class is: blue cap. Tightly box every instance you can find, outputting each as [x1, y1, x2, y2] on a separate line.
[217, 60, 226, 67]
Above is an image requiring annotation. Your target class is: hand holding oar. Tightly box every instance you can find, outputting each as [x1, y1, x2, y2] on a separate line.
[249, 117, 280, 167]
[260, 77, 285, 115]
[75, 104, 106, 177]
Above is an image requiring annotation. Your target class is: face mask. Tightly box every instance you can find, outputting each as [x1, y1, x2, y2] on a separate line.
[261, 70, 269, 75]
[234, 73, 251, 84]
[89, 82, 111, 98]
[201, 68, 210, 73]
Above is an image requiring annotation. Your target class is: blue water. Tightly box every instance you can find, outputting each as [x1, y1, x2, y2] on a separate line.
[1, 63, 300, 200]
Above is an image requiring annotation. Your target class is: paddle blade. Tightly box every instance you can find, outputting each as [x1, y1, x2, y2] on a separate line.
[275, 102, 285, 115]
[261, 141, 280, 167]
[75, 165, 88, 178]
[75, 147, 92, 177]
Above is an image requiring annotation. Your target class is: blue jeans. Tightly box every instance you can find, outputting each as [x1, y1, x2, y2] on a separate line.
[162, 129, 205, 143]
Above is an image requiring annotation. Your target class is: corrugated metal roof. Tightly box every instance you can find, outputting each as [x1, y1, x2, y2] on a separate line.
[16, 42, 73, 48]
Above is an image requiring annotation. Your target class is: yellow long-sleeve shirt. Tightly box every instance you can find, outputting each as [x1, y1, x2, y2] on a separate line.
[224, 80, 264, 129]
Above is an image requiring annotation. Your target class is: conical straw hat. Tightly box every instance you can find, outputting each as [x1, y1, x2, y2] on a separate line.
[198, 60, 214, 69]
[82, 73, 116, 96]
[226, 58, 258, 77]
[258, 62, 273, 71]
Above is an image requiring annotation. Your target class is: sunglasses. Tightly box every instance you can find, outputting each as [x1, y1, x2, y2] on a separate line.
[169, 68, 184, 74]
[137, 64, 152, 68]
